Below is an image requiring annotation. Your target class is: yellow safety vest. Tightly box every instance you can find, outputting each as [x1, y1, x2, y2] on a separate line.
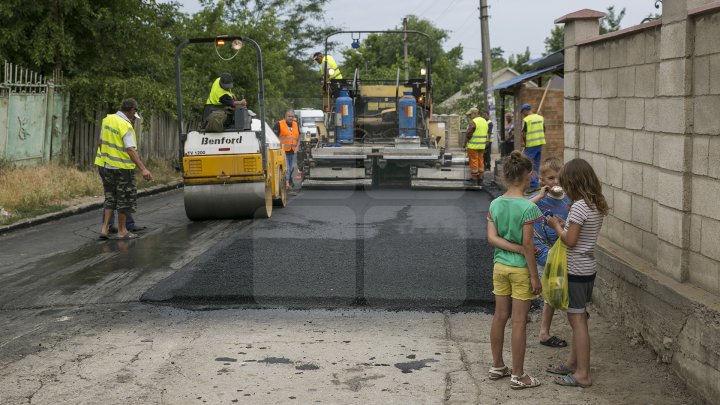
[94, 114, 136, 169]
[205, 77, 234, 106]
[523, 114, 546, 147]
[466, 117, 488, 150]
[320, 55, 343, 80]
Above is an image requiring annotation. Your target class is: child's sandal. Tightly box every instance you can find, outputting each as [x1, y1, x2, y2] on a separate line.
[488, 366, 511, 380]
[510, 373, 541, 389]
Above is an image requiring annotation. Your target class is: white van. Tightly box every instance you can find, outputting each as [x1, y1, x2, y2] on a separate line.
[294, 108, 325, 142]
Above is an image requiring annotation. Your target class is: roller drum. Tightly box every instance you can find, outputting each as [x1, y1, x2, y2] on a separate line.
[184, 182, 270, 220]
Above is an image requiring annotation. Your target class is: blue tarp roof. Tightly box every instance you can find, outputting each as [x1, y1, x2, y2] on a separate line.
[486, 63, 563, 91]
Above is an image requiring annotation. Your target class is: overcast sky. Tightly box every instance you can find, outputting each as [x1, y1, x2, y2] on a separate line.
[176, 0, 657, 64]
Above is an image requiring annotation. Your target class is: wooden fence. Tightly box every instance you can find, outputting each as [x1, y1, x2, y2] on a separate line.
[68, 111, 194, 169]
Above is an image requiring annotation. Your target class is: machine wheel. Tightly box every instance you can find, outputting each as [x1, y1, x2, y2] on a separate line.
[256, 177, 273, 219]
[273, 167, 287, 207]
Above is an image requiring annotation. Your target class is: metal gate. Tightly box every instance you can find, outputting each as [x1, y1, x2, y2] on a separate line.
[0, 61, 69, 166]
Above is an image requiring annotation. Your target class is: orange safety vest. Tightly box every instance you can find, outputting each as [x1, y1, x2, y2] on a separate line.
[278, 119, 299, 152]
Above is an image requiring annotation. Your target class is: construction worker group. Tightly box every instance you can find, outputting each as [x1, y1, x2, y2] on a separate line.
[464, 103, 546, 190]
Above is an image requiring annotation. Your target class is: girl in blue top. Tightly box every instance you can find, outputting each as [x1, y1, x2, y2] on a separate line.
[486, 150, 543, 390]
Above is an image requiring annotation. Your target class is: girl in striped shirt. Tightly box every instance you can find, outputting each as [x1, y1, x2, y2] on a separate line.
[546, 158, 608, 388]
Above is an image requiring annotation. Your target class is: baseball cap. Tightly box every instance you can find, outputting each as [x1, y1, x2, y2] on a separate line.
[219, 72, 233, 89]
[465, 107, 478, 115]
[520, 103, 532, 112]
[313, 52, 322, 58]
[120, 98, 140, 117]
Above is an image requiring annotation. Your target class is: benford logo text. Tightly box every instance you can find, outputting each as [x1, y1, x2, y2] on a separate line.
[201, 136, 243, 145]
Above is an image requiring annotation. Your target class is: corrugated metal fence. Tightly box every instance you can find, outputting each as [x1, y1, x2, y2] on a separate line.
[2, 60, 198, 169]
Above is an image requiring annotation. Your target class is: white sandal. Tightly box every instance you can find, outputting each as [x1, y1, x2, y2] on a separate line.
[510, 373, 541, 389]
[488, 366, 511, 380]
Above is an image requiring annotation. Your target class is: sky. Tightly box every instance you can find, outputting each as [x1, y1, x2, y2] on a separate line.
[175, 0, 657, 64]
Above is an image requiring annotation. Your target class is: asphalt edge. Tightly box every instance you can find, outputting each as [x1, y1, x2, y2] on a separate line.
[0, 180, 184, 236]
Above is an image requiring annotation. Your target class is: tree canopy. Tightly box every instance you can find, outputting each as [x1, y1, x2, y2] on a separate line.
[0, 1, 554, 122]
[600, 6, 626, 34]
[0, 0, 336, 121]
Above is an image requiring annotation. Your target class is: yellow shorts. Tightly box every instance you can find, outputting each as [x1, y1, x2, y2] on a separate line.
[492, 262, 536, 301]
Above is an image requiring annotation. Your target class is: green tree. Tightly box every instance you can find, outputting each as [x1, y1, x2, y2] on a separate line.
[600, 6, 626, 34]
[544, 26, 564, 55]
[0, 0, 186, 118]
[338, 15, 463, 104]
[507, 47, 532, 74]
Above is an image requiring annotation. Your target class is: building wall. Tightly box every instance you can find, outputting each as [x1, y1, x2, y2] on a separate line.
[563, 3, 720, 403]
[517, 86, 565, 162]
[430, 114, 462, 149]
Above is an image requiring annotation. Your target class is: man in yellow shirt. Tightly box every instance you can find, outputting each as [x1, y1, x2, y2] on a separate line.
[313, 52, 343, 80]
[206, 73, 247, 108]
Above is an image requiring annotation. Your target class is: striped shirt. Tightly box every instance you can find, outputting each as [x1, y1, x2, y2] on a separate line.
[565, 199, 604, 277]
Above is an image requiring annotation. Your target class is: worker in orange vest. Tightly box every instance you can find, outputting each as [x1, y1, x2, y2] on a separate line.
[273, 109, 300, 189]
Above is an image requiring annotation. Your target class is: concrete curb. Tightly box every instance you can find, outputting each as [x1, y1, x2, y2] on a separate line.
[0, 180, 184, 235]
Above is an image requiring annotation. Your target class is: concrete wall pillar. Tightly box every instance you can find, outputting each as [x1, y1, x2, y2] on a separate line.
[555, 9, 605, 161]
[656, 1, 695, 281]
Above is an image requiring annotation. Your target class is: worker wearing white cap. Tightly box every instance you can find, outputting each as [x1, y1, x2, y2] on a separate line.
[463, 107, 489, 185]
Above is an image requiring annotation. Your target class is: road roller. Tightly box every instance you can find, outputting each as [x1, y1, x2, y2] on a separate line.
[174, 35, 286, 220]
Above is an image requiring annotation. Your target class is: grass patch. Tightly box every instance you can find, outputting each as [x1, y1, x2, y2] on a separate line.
[0, 159, 181, 226]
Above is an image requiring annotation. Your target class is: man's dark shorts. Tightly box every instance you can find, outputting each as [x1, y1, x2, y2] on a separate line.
[98, 167, 137, 213]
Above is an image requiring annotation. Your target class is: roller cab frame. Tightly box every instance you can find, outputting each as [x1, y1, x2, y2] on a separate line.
[175, 35, 287, 220]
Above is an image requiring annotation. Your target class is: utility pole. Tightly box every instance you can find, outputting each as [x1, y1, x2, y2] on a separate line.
[479, 0, 496, 149]
[403, 17, 409, 81]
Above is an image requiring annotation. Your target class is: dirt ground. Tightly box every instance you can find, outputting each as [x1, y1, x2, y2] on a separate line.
[506, 305, 700, 404]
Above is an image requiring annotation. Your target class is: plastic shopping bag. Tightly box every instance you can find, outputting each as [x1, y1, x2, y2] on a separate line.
[541, 239, 569, 310]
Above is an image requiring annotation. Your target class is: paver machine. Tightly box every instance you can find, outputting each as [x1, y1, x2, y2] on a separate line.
[302, 30, 472, 189]
[174, 36, 287, 220]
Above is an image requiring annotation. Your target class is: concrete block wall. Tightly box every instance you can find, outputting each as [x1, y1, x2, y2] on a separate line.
[571, 26, 664, 266]
[561, 3, 720, 403]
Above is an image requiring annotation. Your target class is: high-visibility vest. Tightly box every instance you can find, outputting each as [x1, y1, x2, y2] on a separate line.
[94, 114, 136, 169]
[523, 113, 546, 147]
[278, 119, 299, 152]
[205, 77, 234, 106]
[466, 117, 488, 150]
[320, 55, 343, 80]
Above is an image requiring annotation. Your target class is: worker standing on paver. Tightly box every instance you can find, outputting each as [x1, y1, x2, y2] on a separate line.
[463, 107, 488, 186]
[520, 103, 546, 193]
[313, 52, 343, 80]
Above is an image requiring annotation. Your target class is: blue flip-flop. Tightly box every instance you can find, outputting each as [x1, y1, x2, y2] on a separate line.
[555, 373, 591, 388]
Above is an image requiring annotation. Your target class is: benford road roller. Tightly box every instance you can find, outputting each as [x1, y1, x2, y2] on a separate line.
[174, 35, 286, 220]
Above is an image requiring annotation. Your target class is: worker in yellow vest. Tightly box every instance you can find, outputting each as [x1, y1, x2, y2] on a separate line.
[313, 52, 343, 80]
[520, 103, 546, 192]
[463, 107, 489, 186]
[206, 72, 247, 108]
[273, 110, 300, 190]
[94, 98, 153, 240]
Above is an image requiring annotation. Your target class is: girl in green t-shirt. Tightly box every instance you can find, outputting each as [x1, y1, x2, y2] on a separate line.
[486, 150, 543, 390]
